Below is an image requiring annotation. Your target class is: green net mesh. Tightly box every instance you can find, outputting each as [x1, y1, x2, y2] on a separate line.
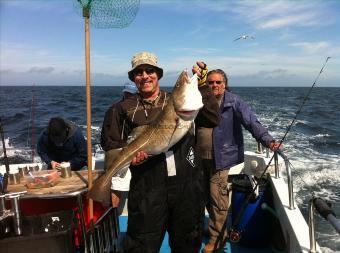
[74, 0, 140, 28]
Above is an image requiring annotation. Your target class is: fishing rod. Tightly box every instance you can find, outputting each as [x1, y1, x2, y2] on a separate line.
[0, 117, 10, 194]
[26, 84, 36, 163]
[228, 56, 332, 243]
[31, 85, 36, 163]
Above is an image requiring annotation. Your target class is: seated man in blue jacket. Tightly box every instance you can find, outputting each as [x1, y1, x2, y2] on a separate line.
[37, 117, 87, 170]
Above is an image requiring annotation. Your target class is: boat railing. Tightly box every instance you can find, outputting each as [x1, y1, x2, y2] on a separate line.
[86, 207, 120, 253]
[274, 150, 295, 210]
[309, 197, 340, 253]
[0, 191, 27, 237]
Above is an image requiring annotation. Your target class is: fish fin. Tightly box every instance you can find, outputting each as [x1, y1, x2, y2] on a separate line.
[104, 148, 122, 170]
[165, 118, 180, 148]
[128, 125, 149, 143]
[188, 122, 195, 135]
[87, 174, 112, 205]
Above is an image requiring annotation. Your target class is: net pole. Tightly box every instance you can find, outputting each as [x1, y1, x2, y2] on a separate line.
[31, 85, 36, 163]
[84, 8, 94, 222]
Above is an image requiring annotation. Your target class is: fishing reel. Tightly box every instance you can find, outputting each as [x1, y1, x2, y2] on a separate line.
[229, 229, 242, 243]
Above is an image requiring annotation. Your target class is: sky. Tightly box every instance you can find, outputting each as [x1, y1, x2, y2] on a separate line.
[1, 0, 340, 87]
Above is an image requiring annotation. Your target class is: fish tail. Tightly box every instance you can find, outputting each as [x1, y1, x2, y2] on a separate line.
[87, 174, 112, 205]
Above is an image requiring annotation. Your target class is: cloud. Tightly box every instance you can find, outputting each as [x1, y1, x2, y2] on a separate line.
[0, 67, 126, 86]
[2, 0, 71, 14]
[230, 0, 335, 30]
[168, 47, 219, 55]
[0, 42, 84, 73]
[248, 68, 290, 78]
[0, 69, 14, 74]
[290, 41, 331, 54]
[28, 66, 55, 74]
[259, 13, 317, 29]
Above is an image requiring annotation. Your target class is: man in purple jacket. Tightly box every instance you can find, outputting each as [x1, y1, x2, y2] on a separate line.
[193, 65, 280, 253]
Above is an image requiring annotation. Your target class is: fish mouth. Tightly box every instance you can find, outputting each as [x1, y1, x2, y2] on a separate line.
[176, 110, 197, 118]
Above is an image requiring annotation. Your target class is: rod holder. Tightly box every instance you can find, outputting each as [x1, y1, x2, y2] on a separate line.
[313, 197, 340, 235]
[308, 197, 340, 253]
[256, 142, 263, 154]
[274, 151, 280, 178]
[308, 198, 316, 253]
[0, 195, 5, 215]
[8, 194, 22, 236]
[276, 150, 295, 210]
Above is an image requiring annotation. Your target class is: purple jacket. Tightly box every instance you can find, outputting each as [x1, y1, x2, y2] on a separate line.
[213, 91, 274, 170]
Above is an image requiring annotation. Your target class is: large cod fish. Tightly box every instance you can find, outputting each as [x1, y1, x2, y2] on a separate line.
[87, 71, 204, 204]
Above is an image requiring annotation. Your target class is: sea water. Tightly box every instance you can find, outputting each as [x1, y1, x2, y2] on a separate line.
[1, 86, 339, 252]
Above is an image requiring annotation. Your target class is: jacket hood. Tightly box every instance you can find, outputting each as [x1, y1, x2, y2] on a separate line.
[64, 120, 77, 140]
[45, 120, 77, 143]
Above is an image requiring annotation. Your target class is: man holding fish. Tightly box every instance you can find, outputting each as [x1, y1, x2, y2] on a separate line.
[96, 51, 219, 252]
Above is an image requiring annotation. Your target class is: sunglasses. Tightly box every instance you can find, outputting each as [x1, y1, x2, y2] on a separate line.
[134, 67, 156, 76]
[208, 80, 224, 85]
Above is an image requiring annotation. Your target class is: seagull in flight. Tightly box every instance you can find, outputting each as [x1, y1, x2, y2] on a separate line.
[233, 34, 255, 41]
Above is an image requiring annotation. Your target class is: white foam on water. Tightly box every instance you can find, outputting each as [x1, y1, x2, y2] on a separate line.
[313, 133, 331, 138]
[1, 147, 38, 162]
[296, 119, 310, 125]
[244, 113, 340, 250]
[291, 159, 340, 192]
[79, 124, 101, 131]
[91, 126, 101, 131]
[321, 247, 340, 253]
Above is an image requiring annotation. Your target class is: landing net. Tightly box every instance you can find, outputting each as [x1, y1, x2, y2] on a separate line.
[73, 0, 140, 28]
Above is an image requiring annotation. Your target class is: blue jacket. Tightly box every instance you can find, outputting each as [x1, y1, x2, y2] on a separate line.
[213, 92, 274, 170]
[37, 121, 87, 170]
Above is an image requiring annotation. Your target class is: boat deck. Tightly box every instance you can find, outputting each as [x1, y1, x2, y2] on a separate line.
[117, 216, 275, 253]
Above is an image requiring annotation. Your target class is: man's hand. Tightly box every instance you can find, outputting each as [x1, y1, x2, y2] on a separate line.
[51, 161, 60, 169]
[269, 141, 282, 151]
[111, 190, 121, 208]
[192, 61, 208, 87]
[131, 151, 148, 166]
